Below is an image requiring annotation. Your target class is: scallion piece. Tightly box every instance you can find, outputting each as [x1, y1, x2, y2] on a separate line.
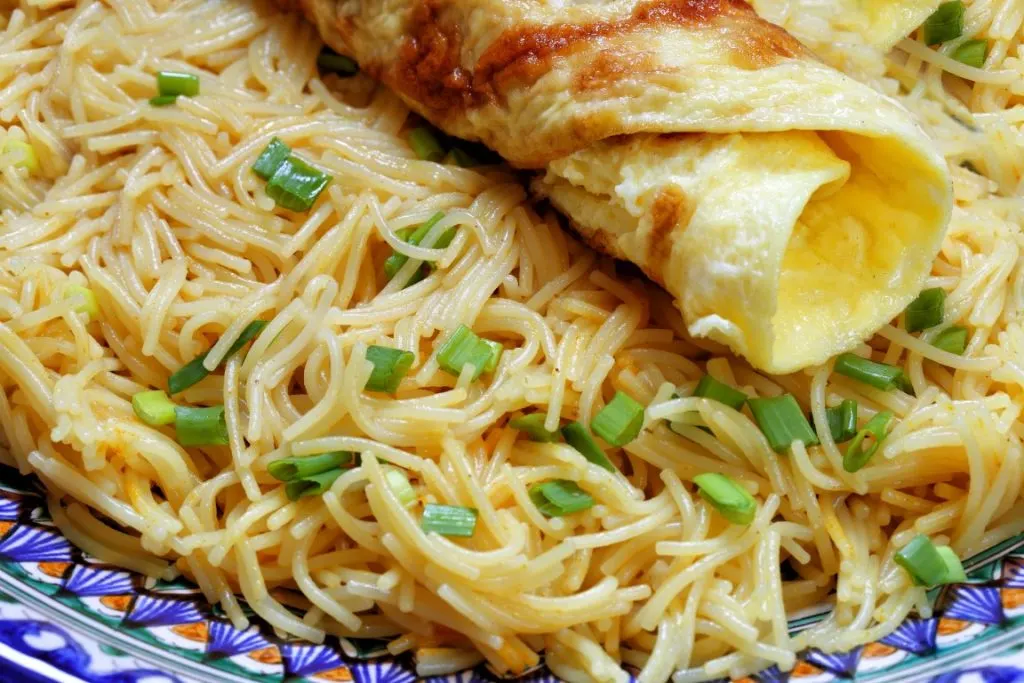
[317, 49, 359, 76]
[265, 155, 332, 212]
[591, 391, 645, 447]
[365, 345, 415, 394]
[445, 147, 479, 168]
[268, 451, 353, 482]
[843, 411, 894, 473]
[922, 1, 965, 45]
[747, 394, 819, 453]
[252, 138, 291, 180]
[421, 503, 477, 537]
[132, 390, 178, 427]
[694, 375, 747, 411]
[952, 39, 988, 69]
[904, 288, 946, 333]
[933, 326, 968, 355]
[384, 468, 416, 506]
[509, 414, 560, 442]
[63, 285, 99, 319]
[895, 534, 965, 587]
[157, 71, 199, 97]
[174, 405, 228, 447]
[408, 127, 444, 162]
[384, 212, 450, 282]
[825, 399, 858, 444]
[149, 94, 179, 107]
[834, 353, 911, 393]
[168, 321, 268, 394]
[3, 139, 38, 172]
[285, 468, 344, 501]
[436, 325, 500, 381]
[529, 480, 594, 517]
[693, 472, 757, 525]
[561, 421, 617, 472]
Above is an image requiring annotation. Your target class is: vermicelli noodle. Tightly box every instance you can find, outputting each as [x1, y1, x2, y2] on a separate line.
[1, 1, 1023, 682]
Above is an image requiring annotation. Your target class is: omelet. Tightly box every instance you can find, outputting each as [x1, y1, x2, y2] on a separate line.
[750, 0, 941, 50]
[284, 0, 952, 373]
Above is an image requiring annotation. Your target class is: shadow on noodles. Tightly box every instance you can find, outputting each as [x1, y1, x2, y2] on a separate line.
[0, 0, 1023, 682]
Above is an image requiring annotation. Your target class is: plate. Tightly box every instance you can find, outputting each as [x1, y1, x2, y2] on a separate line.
[0, 466, 1021, 683]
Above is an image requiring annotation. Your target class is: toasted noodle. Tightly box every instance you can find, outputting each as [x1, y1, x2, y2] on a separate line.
[0, 1, 1022, 683]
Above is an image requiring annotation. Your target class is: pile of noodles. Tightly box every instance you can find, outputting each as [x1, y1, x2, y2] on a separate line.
[1, 0, 1023, 681]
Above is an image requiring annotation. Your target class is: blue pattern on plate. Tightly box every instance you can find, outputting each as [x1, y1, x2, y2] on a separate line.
[280, 641, 347, 677]
[205, 619, 271, 658]
[754, 664, 789, 682]
[62, 565, 134, 597]
[1003, 557, 1024, 589]
[931, 666, 1024, 683]
[880, 617, 939, 655]
[805, 646, 863, 677]
[351, 658, 418, 683]
[0, 498, 20, 521]
[943, 586, 1005, 625]
[0, 525, 71, 563]
[126, 595, 203, 627]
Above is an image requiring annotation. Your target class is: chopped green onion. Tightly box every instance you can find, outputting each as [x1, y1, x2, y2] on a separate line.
[591, 391, 645, 447]
[952, 39, 988, 68]
[63, 285, 99, 319]
[933, 326, 968, 355]
[408, 127, 444, 162]
[174, 405, 229, 446]
[384, 468, 416, 506]
[132, 390, 178, 426]
[3, 139, 37, 172]
[168, 321, 268, 394]
[922, 1, 965, 45]
[157, 71, 199, 97]
[843, 411, 894, 473]
[509, 414, 560, 442]
[825, 399, 858, 444]
[905, 288, 946, 333]
[694, 375, 747, 411]
[285, 468, 344, 501]
[529, 480, 594, 517]
[384, 212, 450, 282]
[265, 155, 332, 212]
[747, 394, 819, 453]
[561, 421, 617, 472]
[421, 503, 477, 537]
[693, 472, 757, 525]
[436, 325, 500, 381]
[149, 94, 179, 107]
[268, 451, 353, 482]
[317, 49, 358, 76]
[833, 353, 911, 393]
[252, 138, 291, 180]
[444, 147, 479, 168]
[365, 345, 415, 394]
[895, 534, 965, 587]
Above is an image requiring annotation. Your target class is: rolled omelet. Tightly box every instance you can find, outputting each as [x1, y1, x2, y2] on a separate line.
[286, 0, 952, 373]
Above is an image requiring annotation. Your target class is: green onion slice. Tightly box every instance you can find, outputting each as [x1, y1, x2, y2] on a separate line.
[408, 127, 445, 162]
[895, 534, 966, 587]
[445, 147, 479, 168]
[285, 468, 344, 501]
[693, 375, 747, 411]
[384, 212, 450, 282]
[3, 139, 38, 172]
[168, 321, 267, 394]
[747, 394, 819, 453]
[826, 399, 858, 443]
[529, 480, 594, 517]
[904, 287, 946, 333]
[693, 472, 757, 525]
[436, 325, 500, 381]
[365, 345, 415, 394]
[265, 155, 332, 212]
[843, 411, 894, 473]
[509, 414, 560, 442]
[833, 353, 911, 393]
[922, 1, 965, 45]
[174, 405, 229, 447]
[157, 71, 199, 97]
[933, 326, 968, 355]
[252, 138, 291, 180]
[591, 391, 645, 447]
[63, 285, 99, 319]
[421, 503, 477, 537]
[317, 49, 359, 76]
[268, 451, 353, 482]
[132, 390, 178, 427]
[951, 39, 988, 69]
[149, 94, 179, 107]
[561, 421, 617, 472]
[384, 468, 416, 506]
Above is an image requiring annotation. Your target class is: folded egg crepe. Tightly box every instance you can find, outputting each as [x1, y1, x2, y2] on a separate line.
[286, 0, 952, 373]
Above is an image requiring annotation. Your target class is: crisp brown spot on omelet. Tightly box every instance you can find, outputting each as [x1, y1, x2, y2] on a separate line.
[647, 185, 692, 277]
[573, 49, 657, 92]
